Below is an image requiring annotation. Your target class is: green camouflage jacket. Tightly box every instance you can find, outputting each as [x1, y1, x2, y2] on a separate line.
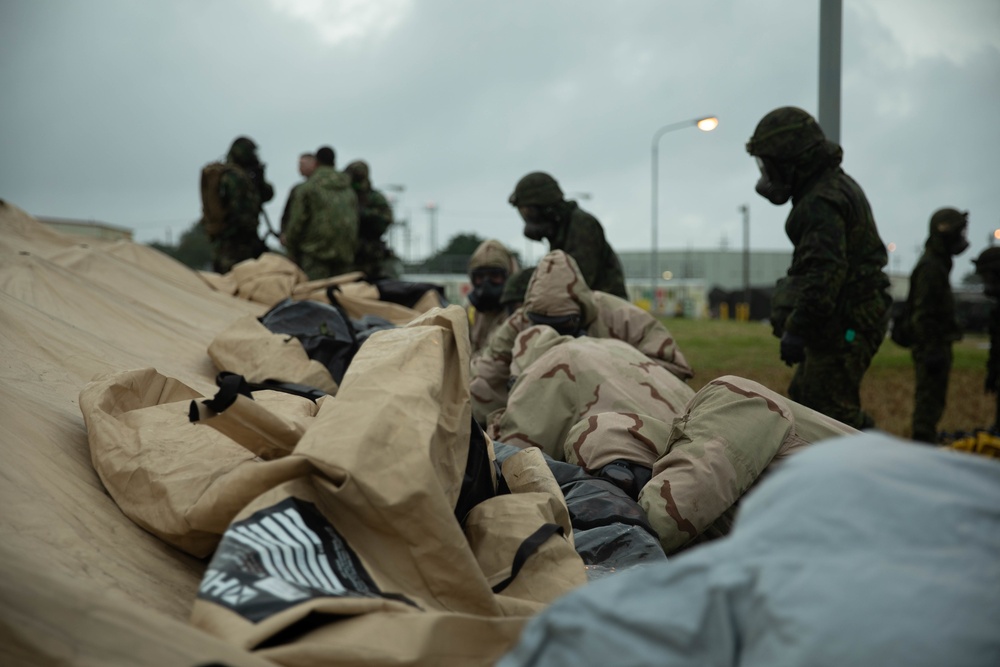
[781, 166, 890, 348]
[284, 166, 359, 266]
[219, 165, 267, 239]
[549, 202, 627, 299]
[470, 250, 692, 423]
[908, 236, 961, 350]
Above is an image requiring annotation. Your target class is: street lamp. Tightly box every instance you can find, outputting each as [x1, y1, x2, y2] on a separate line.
[650, 115, 718, 313]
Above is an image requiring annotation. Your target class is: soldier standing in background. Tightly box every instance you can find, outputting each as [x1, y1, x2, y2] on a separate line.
[746, 106, 891, 430]
[344, 160, 398, 280]
[210, 136, 274, 273]
[284, 146, 359, 280]
[906, 208, 969, 443]
[974, 246, 1000, 431]
[507, 171, 627, 299]
[280, 152, 316, 245]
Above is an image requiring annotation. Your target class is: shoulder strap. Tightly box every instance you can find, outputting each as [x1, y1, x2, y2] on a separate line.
[490, 523, 565, 594]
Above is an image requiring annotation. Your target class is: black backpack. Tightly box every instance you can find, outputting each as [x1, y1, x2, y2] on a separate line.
[258, 298, 359, 385]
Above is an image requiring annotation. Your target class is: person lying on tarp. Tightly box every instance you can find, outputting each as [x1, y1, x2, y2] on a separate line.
[470, 249, 692, 425]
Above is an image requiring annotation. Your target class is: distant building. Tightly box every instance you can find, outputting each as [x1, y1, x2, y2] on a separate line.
[37, 216, 134, 242]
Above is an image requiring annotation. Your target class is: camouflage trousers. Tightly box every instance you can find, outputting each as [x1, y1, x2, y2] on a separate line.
[911, 345, 953, 443]
[788, 335, 882, 430]
[211, 233, 267, 274]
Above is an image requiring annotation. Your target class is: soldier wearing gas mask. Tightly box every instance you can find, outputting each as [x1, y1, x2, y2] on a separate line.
[465, 239, 519, 357]
[907, 208, 970, 442]
[974, 246, 1000, 431]
[508, 172, 627, 299]
[746, 107, 891, 430]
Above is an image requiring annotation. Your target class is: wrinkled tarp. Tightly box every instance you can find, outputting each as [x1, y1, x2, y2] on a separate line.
[498, 432, 1000, 667]
[0, 202, 273, 665]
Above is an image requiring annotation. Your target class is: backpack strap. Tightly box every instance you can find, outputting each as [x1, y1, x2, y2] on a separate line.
[490, 523, 565, 594]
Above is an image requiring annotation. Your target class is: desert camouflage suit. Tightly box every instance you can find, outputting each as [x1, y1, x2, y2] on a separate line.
[344, 161, 397, 280]
[561, 376, 856, 555]
[284, 165, 359, 281]
[470, 250, 693, 424]
[214, 138, 273, 274]
[749, 108, 890, 429]
[908, 210, 968, 442]
[465, 239, 519, 357]
[491, 326, 695, 461]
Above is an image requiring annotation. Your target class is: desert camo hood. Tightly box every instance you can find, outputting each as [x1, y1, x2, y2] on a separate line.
[469, 239, 519, 274]
[523, 250, 597, 325]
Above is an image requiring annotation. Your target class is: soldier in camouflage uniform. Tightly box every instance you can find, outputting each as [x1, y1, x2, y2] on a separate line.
[470, 249, 692, 424]
[508, 172, 627, 299]
[560, 376, 856, 555]
[493, 325, 695, 463]
[284, 146, 360, 280]
[974, 246, 1000, 431]
[747, 107, 891, 429]
[279, 152, 316, 243]
[344, 160, 399, 280]
[213, 136, 274, 274]
[465, 239, 519, 357]
[907, 208, 969, 442]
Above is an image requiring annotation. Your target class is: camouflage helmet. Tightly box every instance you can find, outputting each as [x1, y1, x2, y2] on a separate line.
[344, 160, 370, 181]
[746, 107, 826, 160]
[227, 136, 259, 168]
[974, 246, 1000, 275]
[509, 172, 564, 207]
[500, 266, 535, 308]
[929, 207, 968, 236]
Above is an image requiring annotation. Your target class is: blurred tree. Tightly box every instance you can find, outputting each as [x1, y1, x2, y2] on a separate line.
[416, 233, 523, 274]
[149, 221, 213, 270]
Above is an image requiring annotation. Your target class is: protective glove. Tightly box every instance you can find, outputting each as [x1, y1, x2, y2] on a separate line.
[779, 332, 806, 367]
[986, 369, 999, 394]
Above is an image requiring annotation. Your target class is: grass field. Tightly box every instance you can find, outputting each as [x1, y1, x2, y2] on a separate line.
[660, 317, 996, 440]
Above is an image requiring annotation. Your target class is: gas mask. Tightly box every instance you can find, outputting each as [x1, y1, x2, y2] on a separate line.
[754, 157, 792, 205]
[468, 268, 507, 312]
[527, 311, 583, 337]
[519, 206, 556, 241]
[948, 227, 970, 256]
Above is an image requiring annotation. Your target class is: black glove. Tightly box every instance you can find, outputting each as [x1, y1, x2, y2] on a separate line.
[779, 332, 806, 366]
[985, 369, 998, 394]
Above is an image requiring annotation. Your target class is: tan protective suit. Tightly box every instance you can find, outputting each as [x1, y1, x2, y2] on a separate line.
[465, 239, 519, 356]
[470, 250, 693, 424]
[494, 326, 695, 463]
[562, 375, 857, 555]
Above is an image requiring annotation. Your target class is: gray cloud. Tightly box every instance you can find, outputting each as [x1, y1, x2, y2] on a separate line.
[2, 0, 997, 275]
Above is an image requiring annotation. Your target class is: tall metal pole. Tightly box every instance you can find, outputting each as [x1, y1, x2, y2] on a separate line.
[425, 202, 438, 258]
[650, 116, 718, 314]
[819, 0, 842, 143]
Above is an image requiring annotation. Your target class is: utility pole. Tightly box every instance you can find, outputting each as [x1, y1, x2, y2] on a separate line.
[425, 202, 438, 258]
[818, 0, 842, 143]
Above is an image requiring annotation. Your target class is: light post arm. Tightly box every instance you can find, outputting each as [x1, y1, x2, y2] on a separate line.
[650, 116, 718, 311]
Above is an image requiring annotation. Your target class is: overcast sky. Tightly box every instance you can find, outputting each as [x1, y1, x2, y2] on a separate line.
[2, 0, 998, 276]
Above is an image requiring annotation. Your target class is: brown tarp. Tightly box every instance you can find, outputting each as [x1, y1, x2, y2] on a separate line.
[0, 202, 441, 664]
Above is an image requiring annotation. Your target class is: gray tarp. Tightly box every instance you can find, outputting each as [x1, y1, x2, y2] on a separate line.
[499, 432, 1000, 667]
